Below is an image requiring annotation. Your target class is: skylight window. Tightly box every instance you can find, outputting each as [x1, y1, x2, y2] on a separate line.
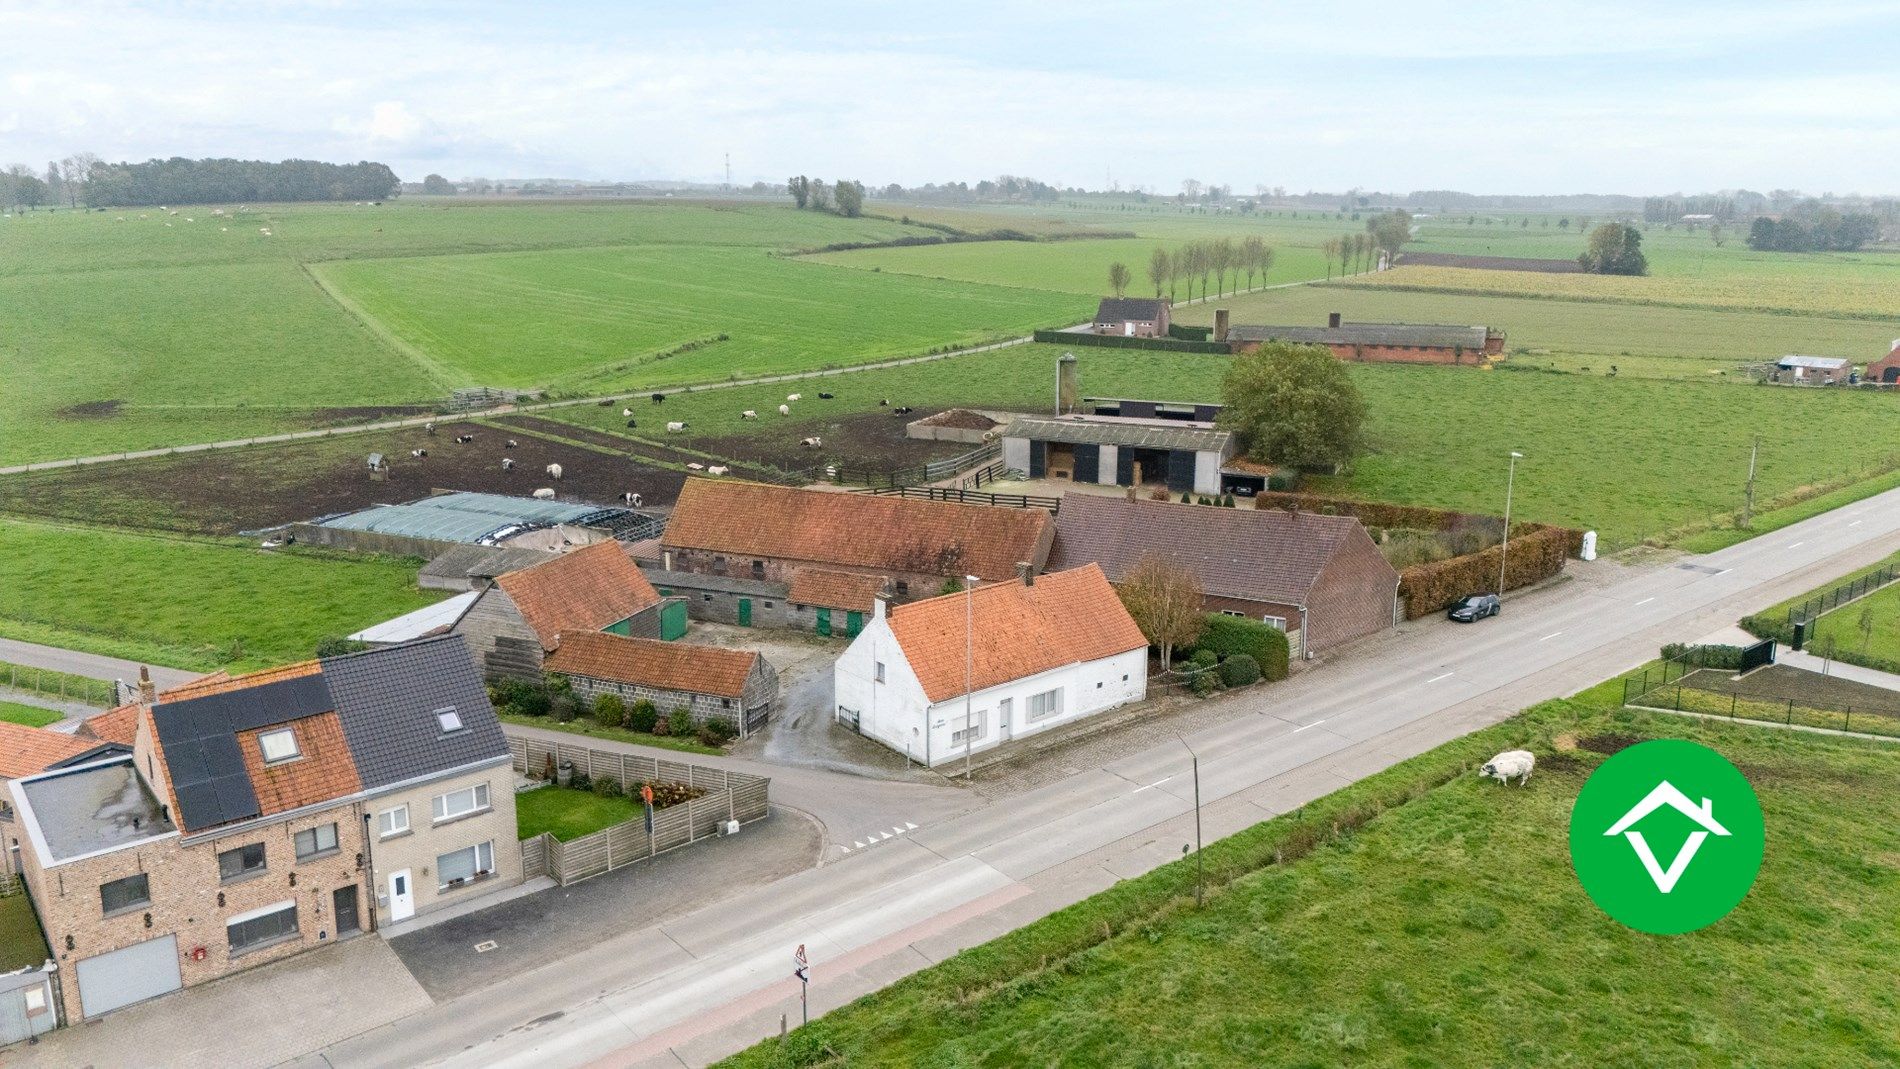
[436, 707, 464, 733]
[258, 728, 300, 763]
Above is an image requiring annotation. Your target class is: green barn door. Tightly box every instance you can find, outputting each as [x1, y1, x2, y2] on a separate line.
[660, 601, 688, 641]
[845, 610, 864, 637]
[815, 607, 832, 637]
[738, 598, 752, 627]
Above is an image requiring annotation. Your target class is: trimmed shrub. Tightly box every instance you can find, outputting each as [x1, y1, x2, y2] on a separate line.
[593, 693, 626, 728]
[629, 699, 659, 734]
[1190, 670, 1221, 696]
[668, 707, 694, 737]
[549, 694, 579, 723]
[1219, 653, 1262, 687]
[1194, 615, 1290, 681]
[697, 718, 737, 747]
[593, 775, 622, 798]
[1660, 643, 1746, 670]
[568, 769, 590, 791]
[1189, 648, 1219, 669]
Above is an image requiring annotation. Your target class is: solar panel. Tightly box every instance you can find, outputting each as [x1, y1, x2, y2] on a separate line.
[152, 673, 334, 830]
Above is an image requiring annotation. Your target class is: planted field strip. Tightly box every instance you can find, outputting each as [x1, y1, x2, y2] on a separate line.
[1, 661, 117, 707]
[1340, 261, 1900, 320]
[508, 737, 770, 886]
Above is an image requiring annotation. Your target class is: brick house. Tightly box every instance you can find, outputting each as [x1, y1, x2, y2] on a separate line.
[1228, 314, 1505, 365]
[1091, 297, 1172, 337]
[453, 540, 677, 678]
[1049, 494, 1400, 656]
[1863, 340, 1900, 385]
[7, 636, 517, 1020]
[650, 479, 1054, 627]
[785, 568, 892, 638]
[544, 630, 779, 737]
[833, 565, 1148, 766]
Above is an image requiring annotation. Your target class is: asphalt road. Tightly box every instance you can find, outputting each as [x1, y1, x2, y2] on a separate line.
[280, 489, 1900, 1069]
[0, 636, 201, 691]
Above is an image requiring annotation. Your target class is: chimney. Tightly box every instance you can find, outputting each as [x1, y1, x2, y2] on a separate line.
[1016, 561, 1034, 587]
[872, 592, 889, 620]
[1327, 312, 1342, 329]
[136, 666, 155, 704]
[1213, 308, 1230, 342]
[1056, 352, 1079, 415]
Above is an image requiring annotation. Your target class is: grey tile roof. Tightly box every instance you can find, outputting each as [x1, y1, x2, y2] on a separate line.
[1048, 494, 1387, 606]
[1001, 417, 1233, 453]
[1228, 321, 1490, 349]
[419, 544, 559, 583]
[1093, 297, 1169, 322]
[320, 635, 509, 790]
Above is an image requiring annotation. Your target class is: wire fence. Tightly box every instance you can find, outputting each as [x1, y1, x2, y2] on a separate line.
[1786, 564, 1899, 627]
[1, 661, 117, 707]
[1628, 672, 1900, 739]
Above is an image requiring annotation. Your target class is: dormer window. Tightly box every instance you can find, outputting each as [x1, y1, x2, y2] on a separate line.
[436, 707, 464, 733]
[258, 729, 300, 764]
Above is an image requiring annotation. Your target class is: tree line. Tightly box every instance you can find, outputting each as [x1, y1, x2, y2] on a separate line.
[1745, 203, 1880, 252]
[786, 175, 866, 217]
[3, 156, 402, 209]
[1, 154, 100, 211]
[1105, 236, 1275, 302]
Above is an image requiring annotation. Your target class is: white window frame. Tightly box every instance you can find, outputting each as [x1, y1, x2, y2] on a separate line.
[294, 822, 339, 860]
[1261, 615, 1287, 631]
[949, 709, 987, 746]
[1026, 688, 1062, 723]
[437, 841, 495, 889]
[435, 706, 464, 733]
[432, 783, 491, 823]
[258, 728, 300, 764]
[378, 804, 410, 838]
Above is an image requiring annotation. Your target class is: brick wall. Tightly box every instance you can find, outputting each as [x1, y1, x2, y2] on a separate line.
[1305, 527, 1401, 652]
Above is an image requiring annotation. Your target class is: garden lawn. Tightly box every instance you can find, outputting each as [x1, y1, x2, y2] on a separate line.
[0, 894, 50, 973]
[0, 518, 443, 672]
[721, 702, 1900, 1068]
[515, 784, 639, 842]
[0, 700, 63, 728]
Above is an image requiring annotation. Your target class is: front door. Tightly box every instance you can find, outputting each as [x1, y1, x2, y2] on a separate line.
[737, 598, 752, 627]
[815, 607, 832, 637]
[997, 698, 1013, 742]
[845, 610, 864, 637]
[333, 885, 361, 937]
[388, 869, 415, 922]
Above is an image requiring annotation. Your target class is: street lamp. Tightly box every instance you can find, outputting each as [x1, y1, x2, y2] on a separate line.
[963, 574, 982, 782]
[1498, 451, 1524, 595]
[1178, 735, 1203, 908]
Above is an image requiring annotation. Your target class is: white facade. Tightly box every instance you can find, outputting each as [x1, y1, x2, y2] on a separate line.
[833, 606, 1147, 767]
[1191, 450, 1221, 495]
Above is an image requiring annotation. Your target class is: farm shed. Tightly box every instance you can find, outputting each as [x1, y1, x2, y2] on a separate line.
[787, 568, 891, 637]
[454, 541, 678, 678]
[1000, 416, 1234, 497]
[833, 565, 1147, 768]
[418, 544, 559, 591]
[544, 630, 779, 737]
[1049, 494, 1401, 656]
[1091, 297, 1171, 338]
[1083, 397, 1222, 422]
[1774, 354, 1850, 384]
[296, 492, 655, 558]
[1864, 341, 1900, 385]
[643, 569, 791, 629]
[1228, 314, 1504, 365]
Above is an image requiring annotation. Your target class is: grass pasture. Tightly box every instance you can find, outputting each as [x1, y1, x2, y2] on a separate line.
[722, 702, 1900, 1068]
[807, 235, 1333, 297]
[0, 700, 62, 728]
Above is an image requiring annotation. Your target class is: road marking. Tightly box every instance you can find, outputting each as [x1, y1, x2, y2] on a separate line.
[892, 825, 909, 836]
[878, 831, 892, 840]
[474, 941, 498, 953]
[1131, 775, 1176, 794]
[904, 821, 918, 830]
[1634, 597, 1655, 606]
[1539, 631, 1564, 642]
[1849, 520, 1863, 527]
[1786, 541, 1805, 549]
[853, 840, 866, 849]
[1426, 672, 1453, 683]
[1293, 719, 1328, 733]
[837, 845, 851, 853]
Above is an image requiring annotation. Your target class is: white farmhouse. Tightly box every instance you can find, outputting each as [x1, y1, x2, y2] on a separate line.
[833, 564, 1149, 767]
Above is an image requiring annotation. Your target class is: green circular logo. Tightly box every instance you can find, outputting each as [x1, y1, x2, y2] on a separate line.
[1568, 739, 1764, 934]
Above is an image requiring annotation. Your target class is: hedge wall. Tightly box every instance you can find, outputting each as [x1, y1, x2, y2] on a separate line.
[1032, 330, 1233, 355]
[1168, 323, 1214, 341]
[1192, 615, 1291, 681]
[1249, 491, 1584, 618]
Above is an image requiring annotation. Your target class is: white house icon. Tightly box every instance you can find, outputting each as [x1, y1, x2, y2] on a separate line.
[1602, 780, 1732, 893]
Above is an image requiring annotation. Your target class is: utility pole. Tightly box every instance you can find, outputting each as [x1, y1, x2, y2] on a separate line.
[1498, 451, 1523, 596]
[724, 152, 731, 191]
[1743, 435, 1760, 527]
[1178, 735, 1203, 908]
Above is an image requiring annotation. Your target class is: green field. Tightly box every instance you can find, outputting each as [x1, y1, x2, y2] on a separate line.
[0, 518, 444, 671]
[0, 700, 62, 728]
[722, 701, 1900, 1068]
[808, 235, 1333, 297]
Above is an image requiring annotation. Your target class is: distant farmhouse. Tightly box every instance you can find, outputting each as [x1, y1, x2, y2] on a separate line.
[1774, 355, 1850, 385]
[1091, 297, 1171, 337]
[453, 541, 679, 677]
[1225, 313, 1505, 365]
[1864, 340, 1900, 385]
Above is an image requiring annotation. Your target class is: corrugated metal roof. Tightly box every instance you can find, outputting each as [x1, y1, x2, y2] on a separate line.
[1001, 417, 1233, 453]
[318, 492, 628, 544]
[1777, 355, 1848, 369]
[350, 592, 479, 643]
[1228, 321, 1490, 349]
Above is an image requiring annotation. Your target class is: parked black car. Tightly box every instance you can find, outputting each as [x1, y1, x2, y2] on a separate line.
[1447, 593, 1501, 622]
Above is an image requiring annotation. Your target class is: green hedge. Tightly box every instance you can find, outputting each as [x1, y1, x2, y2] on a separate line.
[1031, 329, 1232, 355]
[1167, 323, 1214, 341]
[1193, 615, 1290, 681]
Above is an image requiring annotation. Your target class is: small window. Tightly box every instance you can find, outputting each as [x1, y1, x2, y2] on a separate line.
[1026, 688, 1062, 723]
[1219, 610, 1247, 618]
[721, 698, 732, 708]
[218, 842, 268, 881]
[377, 805, 410, 838]
[258, 728, 300, 764]
[294, 823, 339, 860]
[436, 706, 464, 733]
[874, 661, 886, 683]
[227, 903, 298, 953]
[764, 601, 775, 609]
[950, 710, 987, 745]
[751, 560, 765, 579]
[437, 841, 495, 889]
[432, 783, 491, 823]
[712, 556, 728, 575]
[894, 580, 910, 597]
[1262, 616, 1287, 631]
[100, 873, 151, 915]
[702, 593, 714, 602]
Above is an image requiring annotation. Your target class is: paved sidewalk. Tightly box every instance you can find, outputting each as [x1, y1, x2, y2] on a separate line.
[1778, 646, 1900, 691]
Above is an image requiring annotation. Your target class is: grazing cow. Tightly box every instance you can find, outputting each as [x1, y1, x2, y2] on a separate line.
[424, 422, 436, 435]
[778, 404, 791, 416]
[786, 393, 802, 402]
[687, 462, 705, 472]
[651, 393, 666, 404]
[504, 439, 518, 449]
[410, 449, 428, 459]
[708, 465, 728, 476]
[878, 398, 890, 406]
[818, 392, 834, 399]
[545, 463, 564, 479]
[501, 458, 515, 471]
[893, 406, 914, 416]
[801, 436, 823, 448]
[1479, 750, 1536, 786]
[666, 421, 686, 432]
[455, 434, 474, 444]
[741, 410, 758, 420]
[621, 491, 642, 506]
[533, 488, 556, 500]
[626, 419, 638, 428]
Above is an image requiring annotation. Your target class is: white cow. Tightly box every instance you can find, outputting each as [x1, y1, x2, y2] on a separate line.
[666, 421, 686, 432]
[545, 463, 564, 479]
[708, 465, 729, 476]
[532, 488, 556, 500]
[778, 404, 791, 416]
[786, 393, 802, 402]
[1479, 750, 1536, 786]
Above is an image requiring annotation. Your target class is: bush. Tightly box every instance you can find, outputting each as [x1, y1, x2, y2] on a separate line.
[1660, 643, 1746, 670]
[1189, 648, 1219, 669]
[314, 636, 369, 658]
[668, 707, 694, 737]
[550, 695, 579, 723]
[629, 699, 659, 733]
[651, 715, 671, 736]
[592, 775, 622, 798]
[697, 718, 737, 747]
[593, 693, 626, 728]
[1194, 615, 1290, 681]
[1219, 653, 1262, 687]
[568, 769, 590, 791]
[1190, 670, 1221, 696]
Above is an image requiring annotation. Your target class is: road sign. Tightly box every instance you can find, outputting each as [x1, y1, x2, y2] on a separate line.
[793, 943, 810, 1024]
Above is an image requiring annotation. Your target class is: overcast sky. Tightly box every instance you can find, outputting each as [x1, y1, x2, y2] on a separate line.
[6, 0, 1898, 195]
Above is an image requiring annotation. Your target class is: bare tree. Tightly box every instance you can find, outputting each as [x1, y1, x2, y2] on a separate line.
[1181, 178, 1203, 202]
[1108, 261, 1131, 297]
[1118, 555, 1206, 670]
[1320, 237, 1341, 280]
[1240, 235, 1265, 291]
[1147, 246, 1171, 299]
[1211, 238, 1236, 297]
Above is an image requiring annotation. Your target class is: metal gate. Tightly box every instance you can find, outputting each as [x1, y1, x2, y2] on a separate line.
[815, 608, 832, 637]
[75, 934, 181, 1018]
[659, 600, 688, 641]
[1739, 638, 1776, 673]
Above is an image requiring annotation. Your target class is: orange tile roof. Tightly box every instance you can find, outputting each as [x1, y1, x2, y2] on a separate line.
[545, 631, 758, 700]
[238, 711, 362, 817]
[787, 568, 889, 612]
[886, 564, 1148, 704]
[663, 479, 1053, 581]
[80, 702, 144, 746]
[0, 721, 95, 780]
[160, 662, 316, 701]
[496, 541, 662, 649]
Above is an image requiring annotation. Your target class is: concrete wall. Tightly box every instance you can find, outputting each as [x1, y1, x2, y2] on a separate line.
[562, 657, 780, 737]
[288, 523, 449, 560]
[362, 761, 521, 929]
[642, 567, 793, 628]
[1001, 436, 1030, 473]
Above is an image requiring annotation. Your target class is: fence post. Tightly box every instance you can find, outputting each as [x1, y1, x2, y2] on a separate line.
[1786, 698, 1793, 725]
[1674, 687, 1682, 711]
[1730, 693, 1737, 720]
[1844, 708, 1851, 732]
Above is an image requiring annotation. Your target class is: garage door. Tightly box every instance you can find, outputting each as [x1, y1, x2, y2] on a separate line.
[75, 935, 181, 1017]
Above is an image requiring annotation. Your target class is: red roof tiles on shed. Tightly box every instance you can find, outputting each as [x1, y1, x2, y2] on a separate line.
[545, 631, 758, 699]
[496, 541, 662, 649]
